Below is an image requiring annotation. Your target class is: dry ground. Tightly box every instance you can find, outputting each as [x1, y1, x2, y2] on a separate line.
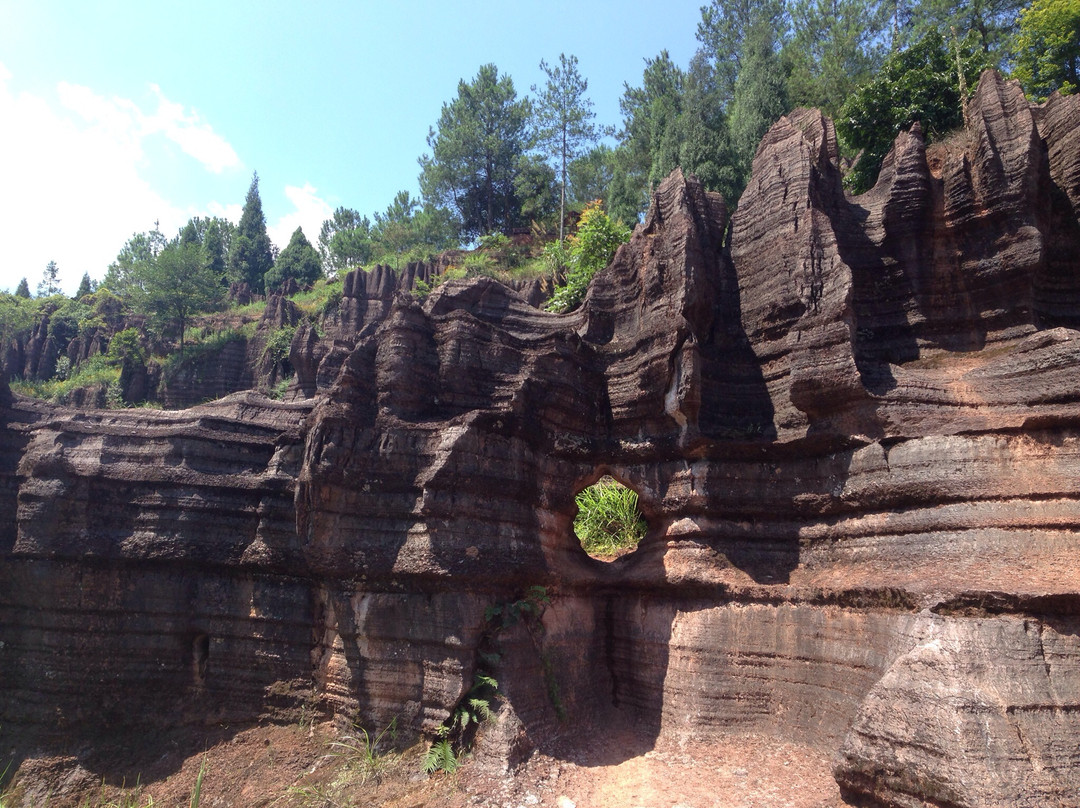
[3, 718, 848, 808]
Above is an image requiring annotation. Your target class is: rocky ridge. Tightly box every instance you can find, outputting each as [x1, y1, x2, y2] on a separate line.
[2, 71, 1080, 807]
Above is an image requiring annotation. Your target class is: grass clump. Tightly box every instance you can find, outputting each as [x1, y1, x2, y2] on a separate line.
[158, 326, 252, 382]
[327, 719, 398, 786]
[10, 354, 121, 404]
[574, 476, 647, 558]
[291, 278, 344, 318]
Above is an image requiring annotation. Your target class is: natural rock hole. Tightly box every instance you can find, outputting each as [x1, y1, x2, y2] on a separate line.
[573, 476, 648, 561]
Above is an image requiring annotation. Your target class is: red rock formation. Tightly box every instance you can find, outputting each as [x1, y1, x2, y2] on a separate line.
[2, 71, 1079, 806]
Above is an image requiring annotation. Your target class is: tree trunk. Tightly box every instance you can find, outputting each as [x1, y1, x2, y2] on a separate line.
[560, 123, 567, 243]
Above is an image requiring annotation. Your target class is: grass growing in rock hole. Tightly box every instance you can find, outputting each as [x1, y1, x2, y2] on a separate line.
[574, 476, 648, 558]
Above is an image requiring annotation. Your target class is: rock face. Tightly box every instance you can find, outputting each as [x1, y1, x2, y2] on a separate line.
[3, 72, 1080, 806]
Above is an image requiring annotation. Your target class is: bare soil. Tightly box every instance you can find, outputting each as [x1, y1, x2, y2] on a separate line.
[5, 720, 847, 808]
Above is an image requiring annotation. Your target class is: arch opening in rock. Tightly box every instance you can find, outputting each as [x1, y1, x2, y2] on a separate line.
[572, 476, 648, 562]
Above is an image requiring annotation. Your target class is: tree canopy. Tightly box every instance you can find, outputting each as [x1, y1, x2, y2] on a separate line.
[419, 64, 533, 238]
[134, 241, 220, 354]
[1012, 0, 1080, 101]
[836, 30, 992, 192]
[265, 227, 322, 291]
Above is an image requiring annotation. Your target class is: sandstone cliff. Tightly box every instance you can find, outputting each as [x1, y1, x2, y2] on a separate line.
[2, 71, 1080, 807]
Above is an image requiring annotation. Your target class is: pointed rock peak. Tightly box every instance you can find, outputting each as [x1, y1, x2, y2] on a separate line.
[641, 168, 727, 248]
[787, 107, 841, 169]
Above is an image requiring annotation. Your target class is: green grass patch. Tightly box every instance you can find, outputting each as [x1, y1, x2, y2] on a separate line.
[231, 299, 266, 319]
[574, 476, 647, 558]
[157, 326, 253, 382]
[291, 278, 343, 318]
[10, 355, 121, 404]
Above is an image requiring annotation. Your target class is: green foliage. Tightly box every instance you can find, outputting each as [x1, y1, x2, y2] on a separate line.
[1012, 0, 1080, 101]
[545, 201, 631, 313]
[369, 191, 459, 266]
[134, 242, 221, 352]
[189, 756, 206, 808]
[413, 266, 467, 300]
[327, 718, 398, 786]
[421, 739, 459, 775]
[10, 355, 121, 404]
[318, 207, 374, 275]
[102, 225, 167, 297]
[14, 278, 30, 299]
[229, 172, 275, 294]
[269, 374, 293, 400]
[159, 327, 250, 382]
[618, 50, 686, 218]
[0, 292, 43, 352]
[573, 477, 648, 558]
[532, 53, 603, 240]
[291, 278, 344, 318]
[419, 63, 533, 239]
[906, 0, 1024, 66]
[568, 143, 617, 207]
[75, 272, 93, 300]
[262, 324, 297, 365]
[729, 14, 790, 185]
[484, 585, 551, 628]
[785, 0, 889, 117]
[265, 227, 322, 291]
[38, 260, 61, 297]
[697, 0, 787, 102]
[107, 328, 144, 363]
[837, 30, 992, 193]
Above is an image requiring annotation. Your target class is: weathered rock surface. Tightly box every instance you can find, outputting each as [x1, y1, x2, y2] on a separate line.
[2, 71, 1080, 806]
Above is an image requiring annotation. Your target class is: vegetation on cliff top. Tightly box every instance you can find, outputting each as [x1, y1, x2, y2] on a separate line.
[2, 0, 1074, 408]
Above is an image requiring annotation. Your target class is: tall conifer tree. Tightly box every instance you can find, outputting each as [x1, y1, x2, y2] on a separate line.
[229, 173, 274, 294]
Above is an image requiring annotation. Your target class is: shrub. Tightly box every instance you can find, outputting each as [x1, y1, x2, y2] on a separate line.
[262, 324, 297, 366]
[545, 201, 631, 313]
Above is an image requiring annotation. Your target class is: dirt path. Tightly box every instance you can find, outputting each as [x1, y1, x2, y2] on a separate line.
[6, 722, 848, 807]
[453, 728, 847, 808]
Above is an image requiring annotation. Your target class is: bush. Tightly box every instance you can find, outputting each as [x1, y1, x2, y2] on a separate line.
[837, 30, 991, 193]
[545, 201, 631, 313]
[262, 324, 297, 365]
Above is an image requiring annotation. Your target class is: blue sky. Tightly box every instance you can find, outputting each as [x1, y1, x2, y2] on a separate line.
[0, 0, 705, 295]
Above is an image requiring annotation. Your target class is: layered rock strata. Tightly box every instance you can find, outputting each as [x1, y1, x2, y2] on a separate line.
[2, 71, 1080, 806]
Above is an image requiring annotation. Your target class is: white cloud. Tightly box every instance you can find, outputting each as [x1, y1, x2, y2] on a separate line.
[268, 183, 333, 250]
[146, 84, 240, 174]
[0, 64, 241, 294]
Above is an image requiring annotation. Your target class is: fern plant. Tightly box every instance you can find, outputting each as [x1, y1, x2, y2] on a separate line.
[421, 739, 459, 775]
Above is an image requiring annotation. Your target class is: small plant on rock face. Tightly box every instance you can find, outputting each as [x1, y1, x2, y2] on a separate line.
[421, 739, 459, 775]
[188, 756, 206, 808]
[422, 671, 499, 776]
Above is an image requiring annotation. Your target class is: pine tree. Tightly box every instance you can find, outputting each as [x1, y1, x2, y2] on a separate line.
[419, 64, 532, 239]
[729, 18, 790, 187]
[229, 172, 275, 294]
[264, 227, 322, 291]
[14, 277, 30, 298]
[38, 261, 61, 297]
[75, 272, 92, 300]
[532, 54, 602, 241]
